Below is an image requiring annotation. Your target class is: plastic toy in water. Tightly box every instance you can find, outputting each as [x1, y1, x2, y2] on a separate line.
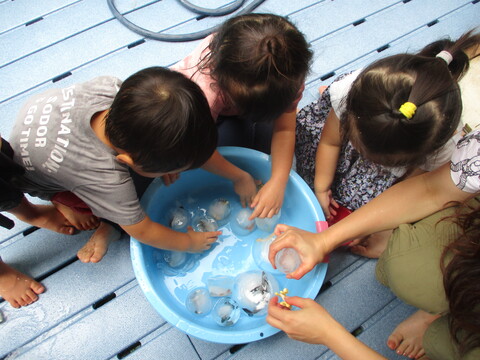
[255, 210, 281, 233]
[186, 288, 213, 316]
[168, 207, 190, 232]
[231, 208, 256, 236]
[275, 248, 301, 274]
[208, 198, 231, 224]
[207, 276, 234, 297]
[192, 214, 219, 232]
[212, 297, 241, 327]
[274, 288, 292, 309]
[233, 270, 278, 316]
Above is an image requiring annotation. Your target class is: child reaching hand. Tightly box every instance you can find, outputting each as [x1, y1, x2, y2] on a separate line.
[171, 13, 312, 219]
[295, 30, 480, 221]
[9, 67, 221, 268]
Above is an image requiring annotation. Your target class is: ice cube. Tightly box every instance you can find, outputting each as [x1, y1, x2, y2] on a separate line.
[233, 271, 278, 316]
[185, 288, 213, 315]
[254, 210, 281, 233]
[212, 298, 241, 327]
[274, 248, 301, 274]
[208, 198, 231, 222]
[207, 276, 234, 297]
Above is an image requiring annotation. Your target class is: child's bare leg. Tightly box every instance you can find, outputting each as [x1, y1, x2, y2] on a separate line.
[387, 310, 440, 359]
[0, 260, 44, 308]
[349, 229, 393, 258]
[9, 197, 74, 235]
[318, 85, 328, 95]
[53, 201, 99, 231]
[77, 222, 121, 263]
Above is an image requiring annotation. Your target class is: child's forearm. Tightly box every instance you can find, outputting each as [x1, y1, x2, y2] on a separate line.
[121, 216, 192, 251]
[201, 150, 250, 182]
[314, 142, 340, 193]
[270, 111, 295, 186]
[314, 110, 341, 193]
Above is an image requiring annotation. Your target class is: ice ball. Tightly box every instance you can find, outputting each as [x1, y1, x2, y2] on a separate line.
[231, 208, 256, 236]
[208, 198, 231, 223]
[163, 250, 187, 268]
[192, 214, 218, 232]
[252, 234, 280, 273]
[212, 297, 241, 327]
[233, 271, 278, 316]
[185, 288, 213, 316]
[168, 207, 190, 232]
[274, 248, 301, 274]
[255, 210, 281, 233]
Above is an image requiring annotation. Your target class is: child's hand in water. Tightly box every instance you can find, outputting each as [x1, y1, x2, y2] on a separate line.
[186, 227, 222, 252]
[315, 189, 339, 220]
[250, 179, 284, 219]
[269, 224, 328, 279]
[232, 172, 257, 208]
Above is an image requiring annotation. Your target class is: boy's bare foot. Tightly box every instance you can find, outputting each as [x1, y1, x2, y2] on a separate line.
[0, 260, 45, 308]
[349, 229, 393, 258]
[387, 310, 440, 359]
[53, 201, 100, 231]
[9, 197, 75, 235]
[77, 222, 121, 263]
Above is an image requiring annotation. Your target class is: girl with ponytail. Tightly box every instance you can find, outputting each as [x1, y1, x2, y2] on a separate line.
[295, 30, 480, 225]
[171, 14, 312, 219]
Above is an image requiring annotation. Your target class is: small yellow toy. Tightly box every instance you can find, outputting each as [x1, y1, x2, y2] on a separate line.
[274, 288, 292, 309]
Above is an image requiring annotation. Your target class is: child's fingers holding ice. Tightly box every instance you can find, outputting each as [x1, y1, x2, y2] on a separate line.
[186, 227, 222, 252]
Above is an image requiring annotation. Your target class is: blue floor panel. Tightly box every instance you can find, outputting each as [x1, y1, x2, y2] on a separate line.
[0, 0, 478, 359]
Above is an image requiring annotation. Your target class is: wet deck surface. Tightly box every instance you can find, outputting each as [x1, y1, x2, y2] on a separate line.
[1, 0, 479, 359]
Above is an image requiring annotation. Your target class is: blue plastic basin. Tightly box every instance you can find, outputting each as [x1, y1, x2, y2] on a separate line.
[131, 147, 327, 344]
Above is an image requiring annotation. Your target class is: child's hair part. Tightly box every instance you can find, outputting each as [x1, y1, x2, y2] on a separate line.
[343, 30, 480, 167]
[105, 67, 217, 173]
[204, 13, 312, 123]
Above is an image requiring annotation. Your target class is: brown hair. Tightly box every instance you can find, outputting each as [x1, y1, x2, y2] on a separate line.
[442, 200, 480, 356]
[105, 67, 217, 173]
[343, 30, 480, 168]
[200, 13, 312, 123]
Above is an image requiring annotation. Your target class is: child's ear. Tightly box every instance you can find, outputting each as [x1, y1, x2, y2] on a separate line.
[116, 153, 135, 167]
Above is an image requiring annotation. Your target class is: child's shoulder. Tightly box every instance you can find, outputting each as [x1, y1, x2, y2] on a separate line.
[75, 76, 122, 98]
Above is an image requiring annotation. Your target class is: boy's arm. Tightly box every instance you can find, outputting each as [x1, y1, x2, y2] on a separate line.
[121, 215, 221, 252]
[314, 110, 342, 218]
[250, 110, 295, 218]
[201, 150, 257, 207]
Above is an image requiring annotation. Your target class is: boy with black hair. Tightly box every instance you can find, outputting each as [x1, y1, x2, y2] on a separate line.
[2, 67, 222, 307]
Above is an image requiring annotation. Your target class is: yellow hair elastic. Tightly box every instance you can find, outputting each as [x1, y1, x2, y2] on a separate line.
[399, 101, 417, 119]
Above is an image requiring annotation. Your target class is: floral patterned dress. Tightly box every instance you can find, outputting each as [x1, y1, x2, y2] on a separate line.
[295, 72, 409, 211]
